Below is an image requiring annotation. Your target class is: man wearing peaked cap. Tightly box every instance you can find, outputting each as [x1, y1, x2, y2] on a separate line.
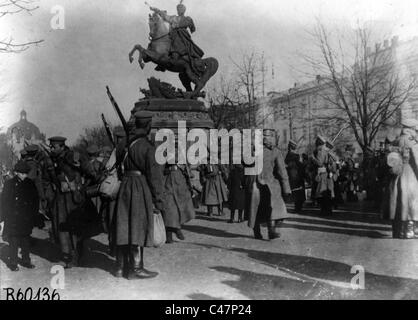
[48, 136, 67, 144]
[25, 144, 39, 155]
[86, 145, 100, 156]
[113, 127, 126, 138]
[114, 108, 164, 279]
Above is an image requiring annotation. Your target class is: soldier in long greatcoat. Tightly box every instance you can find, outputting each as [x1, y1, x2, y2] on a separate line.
[163, 162, 195, 242]
[199, 161, 228, 217]
[385, 119, 418, 239]
[311, 135, 337, 216]
[245, 129, 292, 240]
[114, 111, 164, 279]
[162, 135, 195, 243]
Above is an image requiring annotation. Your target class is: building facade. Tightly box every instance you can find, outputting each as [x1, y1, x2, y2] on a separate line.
[258, 36, 418, 156]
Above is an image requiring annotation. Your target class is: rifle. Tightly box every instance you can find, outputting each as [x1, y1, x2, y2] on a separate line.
[106, 86, 129, 137]
[101, 113, 116, 148]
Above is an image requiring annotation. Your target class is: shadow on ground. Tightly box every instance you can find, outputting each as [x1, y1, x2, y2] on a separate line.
[192, 243, 418, 299]
[183, 224, 253, 239]
[188, 293, 225, 300]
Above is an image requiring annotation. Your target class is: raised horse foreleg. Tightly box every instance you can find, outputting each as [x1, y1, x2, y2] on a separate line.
[129, 45, 145, 69]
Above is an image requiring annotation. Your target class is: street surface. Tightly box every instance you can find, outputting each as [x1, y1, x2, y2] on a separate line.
[1, 202, 417, 300]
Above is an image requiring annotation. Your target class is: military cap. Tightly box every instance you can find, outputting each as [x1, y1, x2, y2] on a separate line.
[288, 139, 298, 149]
[263, 128, 276, 136]
[20, 149, 28, 158]
[315, 135, 326, 145]
[134, 110, 153, 128]
[134, 110, 153, 120]
[87, 144, 99, 155]
[401, 118, 418, 128]
[114, 127, 126, 138]
[25, 144, 39, 155]
[48, 136, 67, 144]
[14, 160, 31, 174]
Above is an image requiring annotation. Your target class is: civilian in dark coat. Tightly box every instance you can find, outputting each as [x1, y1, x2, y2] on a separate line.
[0, 161, 39, 271]
[285, 140, 306, 214]
[227, 164, 245, 223]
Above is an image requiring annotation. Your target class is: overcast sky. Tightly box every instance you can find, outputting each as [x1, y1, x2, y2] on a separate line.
[1, 0, 417, 143]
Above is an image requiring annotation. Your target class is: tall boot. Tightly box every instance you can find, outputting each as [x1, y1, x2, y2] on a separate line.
[175, 228, 185, 240]
[253, 223, 263, 240]
[267, 220, 280, 240]
[166, 230, 173, 243]
[405, 221, 415, 239]
[127, 246, 158, 280]
[114, 247, 124, 278]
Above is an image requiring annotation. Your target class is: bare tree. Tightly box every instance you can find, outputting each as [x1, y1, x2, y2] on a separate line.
[208, 50, 271, 129]
[301, 19, 416, 152]
[0, 0, 43, 53]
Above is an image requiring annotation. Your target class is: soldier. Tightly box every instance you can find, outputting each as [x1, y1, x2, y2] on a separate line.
[114, 111, 164, 279]
[162, 134, 195, 243]
[199, 161, 228, 217]
[48, 136, 98, 268]
[246, 129, 291, 240]
[311, 135, 337, 216]
[385, 119, 418, 239]
[285, 140, 306, 214]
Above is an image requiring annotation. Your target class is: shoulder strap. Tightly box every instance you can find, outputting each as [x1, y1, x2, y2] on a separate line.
[126, 138, 143, 172]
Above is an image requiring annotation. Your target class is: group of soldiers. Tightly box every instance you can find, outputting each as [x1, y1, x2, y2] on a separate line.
[1, 112, 418, 277]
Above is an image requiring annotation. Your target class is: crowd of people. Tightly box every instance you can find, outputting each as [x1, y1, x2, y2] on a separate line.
[1, 112, 418, 280]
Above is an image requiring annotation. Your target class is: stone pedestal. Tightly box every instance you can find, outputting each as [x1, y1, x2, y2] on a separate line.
[130, 99, 214, 131]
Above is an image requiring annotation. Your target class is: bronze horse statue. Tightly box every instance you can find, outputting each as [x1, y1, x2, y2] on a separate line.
[129, 12, 218, 98]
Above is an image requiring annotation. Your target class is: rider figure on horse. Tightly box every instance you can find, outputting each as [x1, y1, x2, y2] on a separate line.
[150, 1, 204, 66]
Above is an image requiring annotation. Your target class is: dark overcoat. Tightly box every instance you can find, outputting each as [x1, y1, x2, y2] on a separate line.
[246, 146, 292, 228]
[228, 164, 245, 211]
[0, 176, 39, 237]
[163, 164, 195, 229]
[199, 164, 228, 206]
[115, 135, 165, 247]
[285, 151, 306, 203]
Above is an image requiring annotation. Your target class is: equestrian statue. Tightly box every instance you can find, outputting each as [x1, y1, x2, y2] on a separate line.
[128, 1, 219, 98]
